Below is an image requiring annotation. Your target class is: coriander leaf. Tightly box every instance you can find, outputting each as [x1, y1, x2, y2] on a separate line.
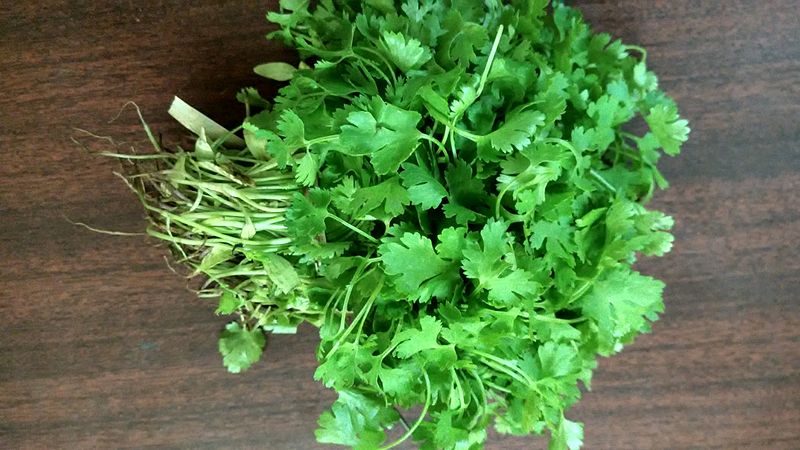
[550, 418, 584, 450]
[484, 269, 541, 306]
[432, 410, 471, 449]
[338, 112, 374, 156]
[379, 364, 417, 398]
[603, 199, 675, 263]
[215, 291, 240, 315]
[263, 253, 301, 294]
[198, 244, 235, 273]
[449, 75, 479, 118]
[439, 12, 489, 67]
[479, 110, 545, 155]
[339, 97, 423, 174]
[243, 122, 291, 166]
[418, 85, 451, 124]
[276, 108, 306, 147]
[435, 226, 468, 261]
[381, 30, 432, 72]
[315, 340, 377, 390]
[530, 219, 577, 268]
[316, 390, 398, 450]
[295, 152, 318, 186]
[400, 163, 448, 210]
[379, 232, 459, 302]
[633, 61, 658, 91]
[392, 315, 443, 357]
[645, 103, 690, 155]
[285, 190, 330, 248]
[345, 176, 410, 220]
[218, 322, 265, 373]
[536, 341, 579, 379]
[462, 220, 541, 306]
[579, 268, 665, 355]
[444, 161, 488, 225]
[266, 0, 311, 30]
[587, 94, 632, 151]
[254, 62, 297, 81]
[534, 71, 569, 127]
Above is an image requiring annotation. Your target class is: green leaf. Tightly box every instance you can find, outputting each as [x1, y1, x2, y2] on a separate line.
[294, 152, 318, 186]
[381, 30, 432, 72]
[550, 418, 584, 450]
[479, 110, 545, 154]
[316, 390, 399, 450]
[379, 365, 417, 398]
[345, 176, 410, 220]
[534, 71, 569, 126]
[339, 98, 422, 174]
[530, 219, 578, 267]
[443, 161, 487, 224]
[579, 268, 665, 355]
[263, 253, 301, 294]
[645, 103, 690, 155]
[286, 190, 330, 249]
[380, 232, 459, 302]
[435, 226, 468, 261]
[536, 342, 579, 379]
[198, 244, 234, 272]
[254, 62, 297, 81]
[418, 85, 451, 124]
[440, 13, 489, 66]
[392, 315, 444, 358]
[400, 163, 448, 210]
[462, 220, 541, 306]
[276, 109, 306, 148]
[215, 291, 240, 315]
[218, 322, 265, 373]
[242, 122, 291, 166]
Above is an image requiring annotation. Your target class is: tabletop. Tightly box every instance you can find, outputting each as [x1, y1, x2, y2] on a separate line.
[1, 1, 798, 449]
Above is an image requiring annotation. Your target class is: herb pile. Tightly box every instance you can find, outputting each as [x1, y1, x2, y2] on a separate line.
[115, 1, 689, 448]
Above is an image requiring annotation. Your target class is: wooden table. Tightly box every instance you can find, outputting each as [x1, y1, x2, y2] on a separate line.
[2, 1, 798, 448]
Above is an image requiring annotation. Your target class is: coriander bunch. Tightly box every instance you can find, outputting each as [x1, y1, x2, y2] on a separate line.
[115, 1, 689, 448]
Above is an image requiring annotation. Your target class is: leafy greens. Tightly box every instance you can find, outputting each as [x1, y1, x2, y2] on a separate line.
[113, 1, 689, 448]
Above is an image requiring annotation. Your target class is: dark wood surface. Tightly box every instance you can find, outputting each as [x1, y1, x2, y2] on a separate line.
[1, 1, 798, 449]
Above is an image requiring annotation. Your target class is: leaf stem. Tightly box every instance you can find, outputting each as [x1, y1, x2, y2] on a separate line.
[326, 214, 378, 243]
[589, 169, 617, 193]
[304, 135, 339, 147]
[475, 25, 505, 101]
[379, 370, 431, 450]
[625, 44, 648, 62]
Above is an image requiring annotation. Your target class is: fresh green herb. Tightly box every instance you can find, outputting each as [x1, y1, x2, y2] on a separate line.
[111, 1, 689, 448]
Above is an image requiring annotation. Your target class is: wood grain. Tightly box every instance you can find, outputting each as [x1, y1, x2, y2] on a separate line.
[1, 1, 798, 449]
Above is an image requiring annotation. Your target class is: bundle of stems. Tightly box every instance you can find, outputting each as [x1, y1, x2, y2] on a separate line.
[106, 99, 324, 337]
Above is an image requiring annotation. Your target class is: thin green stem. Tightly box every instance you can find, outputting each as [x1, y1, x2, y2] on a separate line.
[451, 126, 481, 141]
[589, 169, 617, 193]
[379, 371, 431, 450]
[100, 152, 176, 160]
[324, 275, 381, 359]
[470, 350, 536, 388]
[483, 379, 512, 394]
[475, 25, 505, 100]
[451, 367, 466, 410]
[625, 44, 648, 62]
[305, 134, 339, 147]
[420, 133, 447, 156]
[532, 314, 587, 325]
[326, 214, 378, 243]
[353, 46, 398, 85]
[337, 258, 370, 333]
